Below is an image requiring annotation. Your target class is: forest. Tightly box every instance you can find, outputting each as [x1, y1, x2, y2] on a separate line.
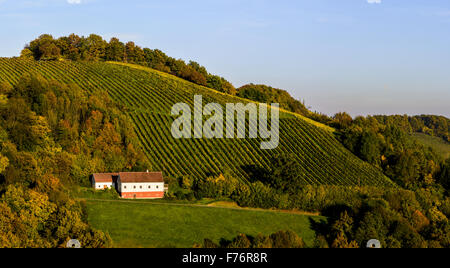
[0, 74, 148, 247]
[174, 152, 450, 248]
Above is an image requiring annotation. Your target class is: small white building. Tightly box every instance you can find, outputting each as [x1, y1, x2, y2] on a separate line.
[92, 173, 119, 190]
[92, 171, 166, 199]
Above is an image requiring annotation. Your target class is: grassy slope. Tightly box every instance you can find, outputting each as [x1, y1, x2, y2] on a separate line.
[85, 199, 324, 248]
[0, 58, 393, 187]
[412, 133, 450, 160]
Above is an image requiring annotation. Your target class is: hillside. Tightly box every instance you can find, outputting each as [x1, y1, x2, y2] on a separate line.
[0, 58, 393, 187]
[412, 133, 450, 160]
[85, 199, 323, 248]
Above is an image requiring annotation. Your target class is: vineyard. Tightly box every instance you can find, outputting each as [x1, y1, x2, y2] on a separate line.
[0, 58, 394, 186]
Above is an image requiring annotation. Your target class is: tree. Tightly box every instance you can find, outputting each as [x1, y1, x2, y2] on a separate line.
[27, 34, 56, 60]
[411, 210, 430, 231]
[221, 78, 236, 95]
[27, 34, 61, 60]
[208, 75, 236, 95]
[202, 239, 219, 248]
[331, 233, 359, 248]
[125, 41, 137, 63]
[331, 211, 354, 237]
[269, 230, 305, 248]
[84, 34, 107, 61]
[106, 38, 125, 61]
[333, 112, 353, 129]
[179, 65, 207, 86]
[268, 154, 304, 194]
[0, 153, 8, 174]
[0, 82, 12, 95]
[20, 49, 34, 60]
[0, 202, 24, 247]
[228, 234, 251, 248]
[439, 159, 450, 190]
[359, 130, 382, 166]
[39, 42, 61, 60]
[188, 61, 208, 78]
[1, 97, 36, 151]
[253, 234, 273, 248]
[237, 84, 308, 114]
[392, 220, 427, 248]
[62, 34, 83, 61]
[181, 175, 193, 190]
[0, 185, 56, 247]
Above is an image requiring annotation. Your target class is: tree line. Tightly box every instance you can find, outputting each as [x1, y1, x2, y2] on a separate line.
[328, 113, 449, 142]
[21, 34, 236, 95]
[374, 115, 449, 142]
[327, 113, 449, 190]
[236, 84, 310, 116]
[197, 230, 305, 249]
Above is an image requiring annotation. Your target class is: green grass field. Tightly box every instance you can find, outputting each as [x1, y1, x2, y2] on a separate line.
[85, 199, 325, 248]
[0, 58, 393, 187]
[412, 133, 450, 160]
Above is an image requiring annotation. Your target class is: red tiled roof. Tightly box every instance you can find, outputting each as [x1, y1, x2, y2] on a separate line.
[119, 172, 164, 183]
[93, 173, 119, 183]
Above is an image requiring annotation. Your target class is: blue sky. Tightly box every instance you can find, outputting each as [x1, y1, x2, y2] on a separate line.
[0, 0, 449, 117]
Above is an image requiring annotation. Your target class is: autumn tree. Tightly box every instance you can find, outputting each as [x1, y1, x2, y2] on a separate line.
[83, 34, 107, 61]
[106, 38, 125, 61]
[267, 153, 304, 194]
[20, 48, 34, 60]
[269, 230, 305, 248]
[333, 112, 353, 129]
[27, 34, 61, 60]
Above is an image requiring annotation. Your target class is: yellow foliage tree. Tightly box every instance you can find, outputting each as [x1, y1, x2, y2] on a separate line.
[331, 233, 359, 249]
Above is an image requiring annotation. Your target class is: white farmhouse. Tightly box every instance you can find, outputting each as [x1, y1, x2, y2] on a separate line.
[117, 172, 165, 199]
[92, 171, 166, 199]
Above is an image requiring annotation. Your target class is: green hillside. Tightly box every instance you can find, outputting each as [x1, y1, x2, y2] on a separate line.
[412, 133, 450, 160]
[85, 199, 324, 248]
[0, 58, 393, 186]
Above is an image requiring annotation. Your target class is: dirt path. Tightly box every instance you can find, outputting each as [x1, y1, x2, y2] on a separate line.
[79, 198, 321, 217]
